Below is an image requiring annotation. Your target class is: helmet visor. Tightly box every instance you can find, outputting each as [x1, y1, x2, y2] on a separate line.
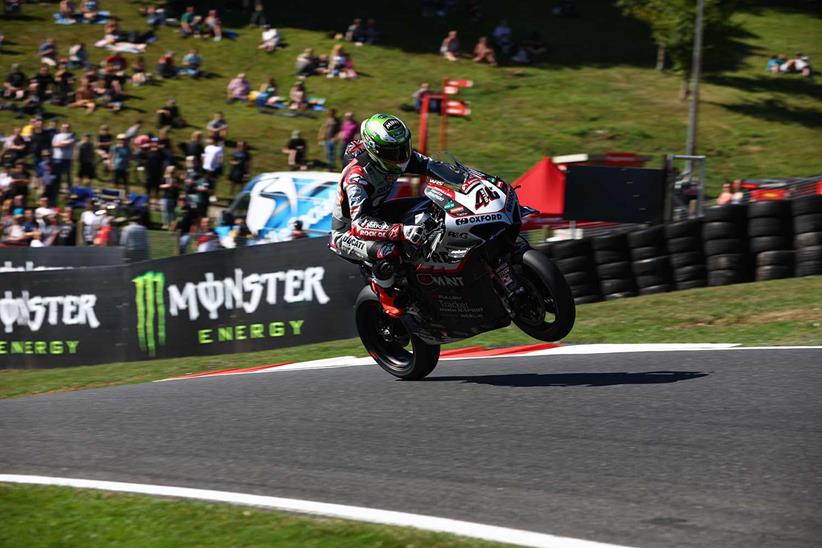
[373, 140, 411, 164]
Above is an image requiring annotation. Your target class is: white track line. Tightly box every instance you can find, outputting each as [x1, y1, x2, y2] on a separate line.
[0, 474, 632, 548]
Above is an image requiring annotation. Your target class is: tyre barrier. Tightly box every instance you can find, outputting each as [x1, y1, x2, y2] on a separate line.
[627, 225, 673, 295]
[591, 232, 636, 300]
[791, 195, 822, 277]
[539, 199, 821, 306]
[702, 204, 752, 286]
[548, 238, 602, 304]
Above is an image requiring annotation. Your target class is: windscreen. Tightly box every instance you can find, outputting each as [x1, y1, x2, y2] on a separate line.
[428, 160, 467, 189]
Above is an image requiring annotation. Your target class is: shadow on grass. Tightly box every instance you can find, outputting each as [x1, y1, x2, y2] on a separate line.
[425, 371, 708, 387]
[714, 98, 822, 128]
[707, 75, 822, 100]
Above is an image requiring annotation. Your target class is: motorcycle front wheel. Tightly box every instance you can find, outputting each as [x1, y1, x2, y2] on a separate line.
[354, 287, 441, 380]
[512, 249, 576, 342]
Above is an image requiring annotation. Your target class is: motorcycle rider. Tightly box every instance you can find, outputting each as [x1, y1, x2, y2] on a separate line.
[330, 113, 442, 318]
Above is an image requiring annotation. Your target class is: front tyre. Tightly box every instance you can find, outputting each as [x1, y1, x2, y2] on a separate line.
[354, 287, 441, 380]
[512, 249, 576, 341]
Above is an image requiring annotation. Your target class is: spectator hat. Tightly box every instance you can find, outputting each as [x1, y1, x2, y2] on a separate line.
[116, 133, 126, 139]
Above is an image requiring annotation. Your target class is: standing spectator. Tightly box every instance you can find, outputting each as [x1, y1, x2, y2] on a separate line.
[195, 217, 220, 252]
[226, 73, 251, 103]
[96, 124, 113, 166]
[80, 200, 98, 244]
[228, 140, 251, 196]
[288, 218, 308, 240]
[110, 134, 130, 192]
[317, 109, 341, 171]
[364, 19, 379, 45]
[440, 30, 460, 61]
[144, 139, 166, 200]
[339, 112, 359, 164]
[54, 211, 77, 246]
[249, 1, 266, 26]
[730, 180, 749, 204]
[176, 196, 198, 254]
[716, 182, 733, 205]
[202, 137, 224, 188]
[473, 37, 498, 66]
[159, 165, 180, 229]
[124, 119, 143, 142]
[204, 10, 223, 42]
[282, 130, 307, 170]
[206, 111, 228, 141]
[39, 38, 58, 67]
[180, 48, 203, 78]
[28, 119, 50, 164]
[492, 19, 514, 55]
[38, 162, 59, 206]
[179, 6, 202, 38]
[120, 215, 150, 262]
[52, 123, 76, 191]
[9, 161, 30, 203]
[180, 131, 205, 171]
[157, 127, 174, 164]
[259, 25, 280, 53]
[76, 133, 96, 185]
[3, 127, 27, 165]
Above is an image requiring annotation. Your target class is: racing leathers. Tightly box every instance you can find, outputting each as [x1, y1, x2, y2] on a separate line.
[329, 140, 438, 316]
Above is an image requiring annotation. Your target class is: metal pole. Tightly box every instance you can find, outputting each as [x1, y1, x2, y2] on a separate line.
[418, 93, 431, 156]
[440, 79, 449, 152]
[685, 0, 704, 156]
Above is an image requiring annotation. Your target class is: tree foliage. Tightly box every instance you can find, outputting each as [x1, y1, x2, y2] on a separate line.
[617, 0, 738, 75]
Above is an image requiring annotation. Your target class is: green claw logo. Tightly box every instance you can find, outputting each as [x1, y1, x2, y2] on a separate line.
[133, 271, 166, 357]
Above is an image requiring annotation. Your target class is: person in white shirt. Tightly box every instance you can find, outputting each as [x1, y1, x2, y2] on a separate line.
[51, 122, 76, 189]
[259, 24, 280, 53]
[34, 196, 53, 221]
[80, 201, 99, 245]
[202, 137, 224, 181]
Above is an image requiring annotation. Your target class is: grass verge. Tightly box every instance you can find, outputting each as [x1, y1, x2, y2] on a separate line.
[0, 484, 502, 548]
[2, 276, 820, 399]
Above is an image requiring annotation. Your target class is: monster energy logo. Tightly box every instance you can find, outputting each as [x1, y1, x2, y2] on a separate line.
[133, 271, 166, 357]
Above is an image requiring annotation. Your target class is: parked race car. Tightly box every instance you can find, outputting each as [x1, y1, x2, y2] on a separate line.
[351, 156, 576, 380]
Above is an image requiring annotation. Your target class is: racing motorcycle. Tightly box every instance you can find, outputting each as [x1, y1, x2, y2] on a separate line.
[354, 157, 575, 380]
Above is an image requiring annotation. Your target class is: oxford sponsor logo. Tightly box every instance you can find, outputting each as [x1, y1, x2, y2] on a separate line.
[417, 273, 465, 287]
[0, 290, 100, 334]
[455, 213, 503, 226]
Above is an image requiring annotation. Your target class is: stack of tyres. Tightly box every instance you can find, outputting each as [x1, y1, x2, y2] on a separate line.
[549, 238, 602, 304]
[791, 195, 822, 277]
[591, 232, 636, 300]
[702, 204, 751, 286]
[628, 226, 673, 295]
[665, 219, 706, 290]
[747, 200, 795, 281]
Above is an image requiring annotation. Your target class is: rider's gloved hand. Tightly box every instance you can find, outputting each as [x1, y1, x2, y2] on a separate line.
[402, 224, 426, 245]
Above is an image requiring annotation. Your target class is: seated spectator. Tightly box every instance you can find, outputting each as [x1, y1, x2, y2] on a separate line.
[32, 65, 56, 103]
[364, 19, 378, 45]
[69, 80, 96, 112]
[131, 56, 148, 86]
[179, 6, 202, 38]
[258, 76, 277, 96]
[413, 82, 440, 113]
[716, 183, 733, 205]
[59, 0, 77, 19]
[53, 63, 75, 106]
[259, 24, 281, 53]
[345, 18, 365, 43]
[39, 38, 58, 67]
[157, 97, 185, 128]
[492, 19, 514, 55]
[180, 48, 203, 78]
[105, 51, 127, 73]
[92, 74, 122, 111]
[288, 80, 308, 110]
[296, 48, 318, 76]
[780, 52, 812, 77]
[206, 111, 228, 141]
[145, 6, 165, 28]
[4, 64, 27, 100]
[250, 1, 266, 27]
[81, 0, 100, 23]
[68, 43, 89, 70]
[473, 37, 498, 66]
[204, 10, 223, 42]
[522, 31, 547, 57]
[196, 217, 220, 252]
[282, 130, 307, 169]
[440, 30, 459, 61]
[767, 53, 785, 73]
[328, 45, 357, 79]
[315, 55, 330, 75]
[156, 51, 176, 79]
[226, 73, 250, 103]
[20, 82, 45, 118]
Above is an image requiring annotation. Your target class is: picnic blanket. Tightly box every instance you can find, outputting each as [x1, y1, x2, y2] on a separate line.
[54, 10, 111, 25]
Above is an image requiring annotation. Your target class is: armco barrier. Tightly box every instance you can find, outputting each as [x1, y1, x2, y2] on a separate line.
[0, 246, 126, 273]
[542, 197, 822, 302]
[0, 238, 362, 369]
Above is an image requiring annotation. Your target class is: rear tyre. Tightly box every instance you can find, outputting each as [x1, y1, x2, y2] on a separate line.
[513, 250, 576, 342]
[355, 288, 440, 380]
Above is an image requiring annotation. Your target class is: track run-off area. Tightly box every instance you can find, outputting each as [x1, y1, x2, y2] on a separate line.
[2, 344, 821, 547]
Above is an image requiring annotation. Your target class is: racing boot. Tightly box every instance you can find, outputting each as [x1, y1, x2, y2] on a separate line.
[371, 279, 405, 319]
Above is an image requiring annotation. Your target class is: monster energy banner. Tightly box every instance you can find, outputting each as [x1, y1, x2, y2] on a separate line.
[1, 238, 362, 368]
[0, 247, 126, 274]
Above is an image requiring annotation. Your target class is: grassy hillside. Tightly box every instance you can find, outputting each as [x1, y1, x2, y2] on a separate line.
[1, 0, 820, 198]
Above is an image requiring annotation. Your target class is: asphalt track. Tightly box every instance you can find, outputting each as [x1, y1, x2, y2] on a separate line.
[2, 348, 821, 547]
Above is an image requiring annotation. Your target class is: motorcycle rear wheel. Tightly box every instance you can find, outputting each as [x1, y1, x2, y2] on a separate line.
[512, 249, 576, 342]
[355, 288, 441, 380]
